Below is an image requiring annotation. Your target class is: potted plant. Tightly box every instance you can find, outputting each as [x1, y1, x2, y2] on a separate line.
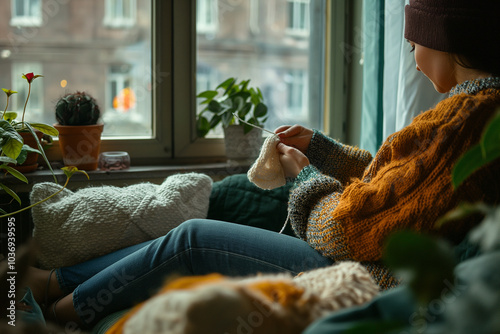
[54, 91, 104, 171]
[196, 78, 268, 163]
[0, 72, 60, 214]
[1, 73, 59, 173]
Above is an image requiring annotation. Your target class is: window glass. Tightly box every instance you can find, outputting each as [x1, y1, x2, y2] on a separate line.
[196, 0, 325, 137]
[1, 0, 152, 138]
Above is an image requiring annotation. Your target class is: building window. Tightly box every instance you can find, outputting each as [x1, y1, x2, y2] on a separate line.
[196, 0, 218, 34]
[104, 0, 137, 28]
[285, 69, 308, 121]
[286, 0, 310, 37]
[10, 0, 42, 27]
[102, 64, 151, 137]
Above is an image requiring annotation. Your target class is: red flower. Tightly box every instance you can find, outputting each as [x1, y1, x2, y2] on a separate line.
[22, 72, 43, 83]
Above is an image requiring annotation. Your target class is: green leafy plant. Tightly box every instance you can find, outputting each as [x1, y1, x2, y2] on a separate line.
[451, 109, 500, 189]
[196, 78, 268, 137]
[0, 166, 88, 218]
[55, 91, 101, 126]
[0, 73, 59, 213]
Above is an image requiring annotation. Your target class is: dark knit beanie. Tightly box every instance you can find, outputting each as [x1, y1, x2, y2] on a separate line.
[404, 0, 500, 54]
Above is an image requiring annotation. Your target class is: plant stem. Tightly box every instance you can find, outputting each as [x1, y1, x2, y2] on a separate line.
[2, 95, 10, 120]
[0, 176, 69, 218]
[21, 82, 31, 126]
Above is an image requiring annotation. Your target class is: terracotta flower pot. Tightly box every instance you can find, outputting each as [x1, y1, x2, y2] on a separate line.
[10, 130, 44, 173]
[54, 123, 104, 171]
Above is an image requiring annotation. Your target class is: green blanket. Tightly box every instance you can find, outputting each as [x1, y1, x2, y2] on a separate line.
[207, 174, 295, 236]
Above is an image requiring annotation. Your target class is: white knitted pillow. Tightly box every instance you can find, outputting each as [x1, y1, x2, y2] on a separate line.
[123, 262, 379, 334]
[247, 134, 286, 190]
[30, 173, 212, 269]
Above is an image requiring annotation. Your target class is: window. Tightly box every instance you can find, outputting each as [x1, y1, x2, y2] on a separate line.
[10, 0, 42, 27]
[285, 69, 308, 121]
[286, 0, 310, 37]
[196, 0, 325, 137]
[0, 1, 345, 164]
[196, 0, 218, 34]
[2, 1, 152, 135]
[104, 0, 137, 28]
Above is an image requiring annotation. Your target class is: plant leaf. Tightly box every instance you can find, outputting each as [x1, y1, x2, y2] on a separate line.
[0, 164, 28, 183]
[196, 115, 211, 138]
[238, 102, 252, 120]
[208, 114, 221, 129]
[29, 122, 59, 136]
[452, 110, 500, 188]
[207, 100, 222, 113]
[233, 96, 245, 112]
[0, 183, 22, 205]
[384, 231, 455, 305]
[219, 99, 232, 111]
[61, 166, 89, 180]
[254, 102, 268, 118]
[0, 156, 18, 164]
[196, 90, 218, 104]
[481, 110, 500, 156]
[217, 77, 235, 91]
[221, 110, 235, 127]
[15, 149, 27, 165]
[0, 120, 23, 159]
[23, 123, 58, 183]
[3, 112, 18, 122]
[20, 144, 41, 154]
[16, 144, 42, 165]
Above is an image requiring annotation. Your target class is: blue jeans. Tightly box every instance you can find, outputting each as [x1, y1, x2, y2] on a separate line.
[55, 219, 333, 327]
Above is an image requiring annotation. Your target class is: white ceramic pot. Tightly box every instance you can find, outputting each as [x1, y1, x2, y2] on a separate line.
[223, 125, 263, 164]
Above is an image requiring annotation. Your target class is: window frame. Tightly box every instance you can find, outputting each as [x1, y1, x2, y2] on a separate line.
[45, 0, 350, 165]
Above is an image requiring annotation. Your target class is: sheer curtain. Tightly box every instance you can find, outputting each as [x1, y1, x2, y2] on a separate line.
[361, 0, 444, 155]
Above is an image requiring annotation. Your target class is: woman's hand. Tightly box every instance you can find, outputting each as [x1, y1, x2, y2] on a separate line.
[276, 142, 310, 178]
[274, 125, 314, 154]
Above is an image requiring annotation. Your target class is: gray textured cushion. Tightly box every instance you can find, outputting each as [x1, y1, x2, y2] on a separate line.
[30, 173, 212, 269]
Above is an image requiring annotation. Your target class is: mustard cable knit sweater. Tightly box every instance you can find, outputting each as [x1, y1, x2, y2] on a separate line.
[288, 77, 500, 289]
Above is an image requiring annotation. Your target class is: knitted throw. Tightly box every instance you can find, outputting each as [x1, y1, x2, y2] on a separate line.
[30, 173, 213, 269]
[107, 262, 379, 334]
[247, 134, 286, 190]
[288, 78, 500, 289]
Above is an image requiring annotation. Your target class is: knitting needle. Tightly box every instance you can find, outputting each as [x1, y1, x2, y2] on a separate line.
[232, 112, 275, 135]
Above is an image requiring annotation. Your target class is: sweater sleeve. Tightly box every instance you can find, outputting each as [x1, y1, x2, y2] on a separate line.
[306, 130, 372, 185]
[289, 132, 373, 257]
[288, 165, 349, 259]
[288, 167, 400, 290]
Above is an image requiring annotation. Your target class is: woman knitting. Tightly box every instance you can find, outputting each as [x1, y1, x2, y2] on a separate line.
[25, 0, 500, 329]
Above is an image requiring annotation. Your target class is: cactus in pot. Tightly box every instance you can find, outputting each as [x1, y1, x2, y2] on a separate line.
[54, 91, 104, 170]
[55, 91, 100, 126]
